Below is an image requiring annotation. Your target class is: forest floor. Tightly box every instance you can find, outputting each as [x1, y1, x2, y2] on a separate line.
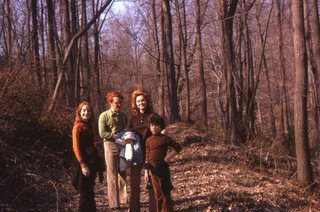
[1, 120, 320, 211]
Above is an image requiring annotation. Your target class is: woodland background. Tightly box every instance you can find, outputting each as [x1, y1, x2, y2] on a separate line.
[1, 0, 320, 210]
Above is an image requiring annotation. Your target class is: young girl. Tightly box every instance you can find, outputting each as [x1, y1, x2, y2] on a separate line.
[145, 114, 182, 212]
[72, 101, 99, 212]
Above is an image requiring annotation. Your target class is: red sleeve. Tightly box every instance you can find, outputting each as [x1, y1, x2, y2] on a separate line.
[72, 124, 84, 165]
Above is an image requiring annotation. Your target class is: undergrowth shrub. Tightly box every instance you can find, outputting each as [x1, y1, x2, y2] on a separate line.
[0, 68, 74, 210]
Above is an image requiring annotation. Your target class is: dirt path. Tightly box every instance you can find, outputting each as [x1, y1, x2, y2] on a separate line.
[63, 123, 320, 211]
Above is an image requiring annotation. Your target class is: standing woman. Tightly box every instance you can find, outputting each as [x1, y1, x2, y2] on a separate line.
[98, 91, 128, 209]
[127, 89, 156, 211]
[72, 101, 98, 212]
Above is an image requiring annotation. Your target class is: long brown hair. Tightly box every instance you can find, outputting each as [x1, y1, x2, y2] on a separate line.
[74, 101, 95, 127]
[130, 89, 153, 114]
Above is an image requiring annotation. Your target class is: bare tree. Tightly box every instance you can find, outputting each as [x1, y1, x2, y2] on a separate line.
[272, 0, 290, 151]
[304, 0, 319, 153]
[161, 0, 180, 121]
[195, 0, 208, 128]
[292, 0, 313, 183]
[219, 0, 241, 144]
[31, 0, 42, 86]
[46, 0, 57, 93]
[49, 0, 113, 111]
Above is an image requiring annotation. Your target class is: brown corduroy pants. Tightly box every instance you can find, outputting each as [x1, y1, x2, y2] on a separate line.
[104, 142, 127, 208]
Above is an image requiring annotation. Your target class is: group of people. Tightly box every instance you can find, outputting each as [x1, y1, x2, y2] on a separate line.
[71, 89, 182, 212]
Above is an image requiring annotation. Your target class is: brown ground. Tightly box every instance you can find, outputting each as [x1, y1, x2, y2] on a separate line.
[1, 121, 320, 211]
[63, 123, 320, 211]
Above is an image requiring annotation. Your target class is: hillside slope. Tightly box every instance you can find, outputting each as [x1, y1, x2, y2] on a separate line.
[1, 121, 320, 211]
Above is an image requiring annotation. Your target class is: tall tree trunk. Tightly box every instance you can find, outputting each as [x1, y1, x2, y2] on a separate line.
[153, 0, 164, 116]
[304, 0, 319, 153]
[311, 0, 320, 76]
[310, 0, 320, 152]
[40, 0, 47, 87]
[195, 0, 208, 128]
[46, 0, 57, 93]
[71, 0, 79, 105]
[242, 0, 255, 139]
[49, 0, 113, 111]
[63, 0, 75, 107]
[80, 0, 90, 101]
[92, 0, 103, 113]
[292, 0, 313, 183]
[5, 0, 12, 67]
[272, 0, 290, 151]
[181, 0, 191, 123]
[219, 0, 240, 144]
[31, 0, 42, 86]
[161, 0, 179, 121]
[256, 1, 276, 138]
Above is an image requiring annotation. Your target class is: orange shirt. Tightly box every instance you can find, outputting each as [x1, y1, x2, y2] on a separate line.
[72, 122, 96, 165]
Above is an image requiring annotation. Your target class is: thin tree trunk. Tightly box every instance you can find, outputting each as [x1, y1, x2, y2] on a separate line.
[49, 0, 112, 111]
[80, 0, 90, 101]
[181, 0, 191, 122]
[31, 0, 42, 86]
[272, 0, 290, 150]
[162, 0, 179, 121]
[292, 0, 313, 183]
[310, 0, 320, 152]
[219, 0, 240, 144]
[242, 0, 255, 139]
[5, 0, 12, 67]
[196, 0, 208, 128]
[152, 0, 164, 117]
[71, 0, 79, 105]
[63, 0, 75, 107]
[256, 1, 276, 138]
[40, 0, 47, 86]
[46, 0, 57, 93]
[304, 0, 319, 153]
[92, 0, 103, 113]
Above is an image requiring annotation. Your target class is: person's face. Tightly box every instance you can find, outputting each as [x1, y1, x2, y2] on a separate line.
[150, 123, 162, 135]
[80, 104, 91, 121]
[111, 97, 122, 112]
[136, 95, 147, 112]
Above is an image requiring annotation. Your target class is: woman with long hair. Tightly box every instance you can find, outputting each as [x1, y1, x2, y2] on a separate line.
[126, 89, 156, 211]
[72, 101, 99, 212]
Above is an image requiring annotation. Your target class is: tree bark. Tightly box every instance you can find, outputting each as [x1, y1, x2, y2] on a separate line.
[46, 0, 57, 93]
[304, 0, 319, 153]
[292, 0, 313, 183]
[49, 0, 113, 111]
[161, 0, 180, 122]
[272, 0, 290, 151]
[219, 0, 240, 144]
[31, 0, 42, 86]
[80, 0, 90, 101]
[152, 0, 164, 116]
[196, 0, 208, 128]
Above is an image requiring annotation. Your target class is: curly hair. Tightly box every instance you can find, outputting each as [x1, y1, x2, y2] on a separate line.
[106, 91, 124, 104]
[149, 113, 165, 129]
[130, 89, 153, 114]
[74, 101, 95, 125]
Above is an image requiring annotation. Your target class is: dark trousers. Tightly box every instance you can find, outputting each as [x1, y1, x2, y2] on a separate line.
[129, 164, 157, 212]
[150, 162, 173, 212]
[79, 172, 97, 212]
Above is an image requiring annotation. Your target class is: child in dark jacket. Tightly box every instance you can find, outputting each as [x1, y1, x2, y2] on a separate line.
[144, 114, 182, 212]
